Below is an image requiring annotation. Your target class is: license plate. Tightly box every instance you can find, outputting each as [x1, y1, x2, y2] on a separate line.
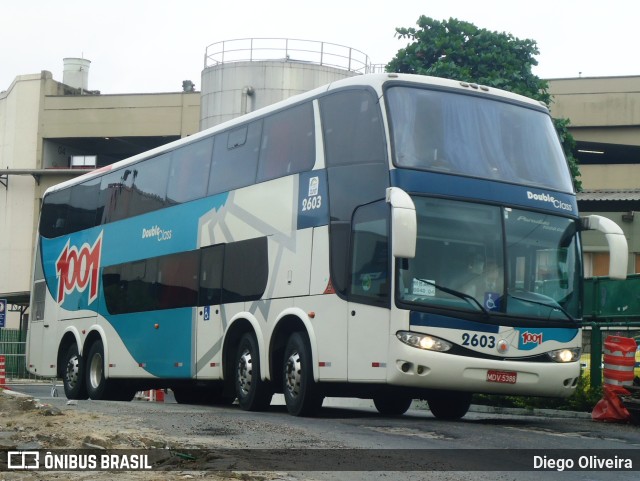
[487, 370, 517, 384]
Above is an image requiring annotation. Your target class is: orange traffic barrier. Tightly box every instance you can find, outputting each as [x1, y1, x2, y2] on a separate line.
[603, 336, 637, 386]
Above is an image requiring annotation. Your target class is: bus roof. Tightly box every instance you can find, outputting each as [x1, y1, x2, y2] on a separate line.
[44, 73, 548, 196]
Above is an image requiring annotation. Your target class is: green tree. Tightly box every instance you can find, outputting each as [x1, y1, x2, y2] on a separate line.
[387, 16, 581, 191]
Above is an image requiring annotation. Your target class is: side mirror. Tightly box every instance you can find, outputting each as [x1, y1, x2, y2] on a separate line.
[581, 215, 628, 279]
[386, 187, 416, 259]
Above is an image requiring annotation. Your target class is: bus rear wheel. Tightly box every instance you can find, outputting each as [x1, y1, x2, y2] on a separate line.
[85, 340, 135, 401]
[427, 391, 472, 420]
[62, 344, 88, 400]
[282, 332, 324, 417]
[234, 333, 272, 411]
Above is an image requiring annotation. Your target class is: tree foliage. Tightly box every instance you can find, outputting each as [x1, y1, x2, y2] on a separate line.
[387, 16, 581, 191]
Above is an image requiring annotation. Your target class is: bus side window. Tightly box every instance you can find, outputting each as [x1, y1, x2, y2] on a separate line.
[167, 137, 214, 204]
[157, 251, 199, 309]
[208, 121, 261, 195]
[39, 189, 70, 238]
[199, 245, 224, 306]
[257, 102, 315, 183]
[221, 237, 268, 304]
[128, 153, 171, 218]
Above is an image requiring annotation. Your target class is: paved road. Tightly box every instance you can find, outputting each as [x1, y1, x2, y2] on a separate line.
[6, 381, 640, 481]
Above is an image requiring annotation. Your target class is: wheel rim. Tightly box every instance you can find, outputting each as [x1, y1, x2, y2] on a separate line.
[88, 352, 103, 390]
[284, 350, 302, 399]
[237, 348, 253, 397]
[65, 355, 80, 388]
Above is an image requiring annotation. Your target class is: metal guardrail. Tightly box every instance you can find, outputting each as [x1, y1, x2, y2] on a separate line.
[204, 38, 372, 74]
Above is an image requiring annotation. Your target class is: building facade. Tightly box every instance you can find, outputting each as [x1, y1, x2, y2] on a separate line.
[0, 70, 200, 328]
[548, 76, 640, 276]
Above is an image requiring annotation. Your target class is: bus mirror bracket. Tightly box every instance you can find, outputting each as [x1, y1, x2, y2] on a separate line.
[386, 187, 416, 259]
[580, 215, 628, 280]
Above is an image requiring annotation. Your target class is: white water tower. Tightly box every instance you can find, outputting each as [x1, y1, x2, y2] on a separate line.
[200, 38, 371, 130]
[63, 57, 91, 92]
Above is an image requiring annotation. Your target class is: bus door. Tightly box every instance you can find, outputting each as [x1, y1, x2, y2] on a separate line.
[27, 240, 59, 376]
[348, 302, 390, 381]
[196, 245, 225, 379]
[347, 201, 391, 381]
[27, 279, 58, 376]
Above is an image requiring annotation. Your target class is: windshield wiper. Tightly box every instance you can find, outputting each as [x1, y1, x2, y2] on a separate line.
[416, 279, 490, 318]
[507, 289, 577, 323]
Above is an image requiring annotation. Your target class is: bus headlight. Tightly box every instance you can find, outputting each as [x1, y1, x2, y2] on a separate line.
[547, 348, 581, 363]
[396, 331, 452, 352]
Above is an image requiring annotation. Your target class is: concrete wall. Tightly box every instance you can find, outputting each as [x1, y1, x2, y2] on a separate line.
[43, 92, 200, 138]
[549, 76, 640, 191]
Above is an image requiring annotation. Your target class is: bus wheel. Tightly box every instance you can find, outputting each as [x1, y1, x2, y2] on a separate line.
[373, 395, 412, 416]
[62, 344, 88, 400]
[283, 332, 324, 417]
[85, 340, 108, 400]
[84, 340, 134, 401]
[427, 391, 472, 420]
[235, 333, 272, 411]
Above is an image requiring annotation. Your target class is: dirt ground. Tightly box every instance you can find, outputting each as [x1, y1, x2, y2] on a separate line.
[0, 389, 292, 481]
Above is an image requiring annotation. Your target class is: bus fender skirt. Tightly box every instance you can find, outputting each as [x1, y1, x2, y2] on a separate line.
[225, 312, 267, 379]
[271, 307, 319, 382]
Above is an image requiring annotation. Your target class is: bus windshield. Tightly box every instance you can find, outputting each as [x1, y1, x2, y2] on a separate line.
[386, 86, 574, 193]
[397, 197, 581, 321]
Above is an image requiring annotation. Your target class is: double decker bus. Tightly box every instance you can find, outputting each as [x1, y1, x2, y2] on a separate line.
[27, 73, 628, 419]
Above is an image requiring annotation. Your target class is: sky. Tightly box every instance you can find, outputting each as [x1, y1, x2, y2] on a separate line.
[2, 0, 639, 94]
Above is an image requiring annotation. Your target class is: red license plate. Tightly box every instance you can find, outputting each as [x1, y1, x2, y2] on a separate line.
[487, 370, 517, 384]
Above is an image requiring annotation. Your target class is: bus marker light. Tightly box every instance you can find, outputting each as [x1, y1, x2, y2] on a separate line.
[175, 362, 183, 367]
[372, 362, 387, 368]
[154, 324, 159, 329]
[308, 311, 316, 319]
[319, 361, 331, 367]
[497, 340, 509, 354]
[323, 279, 335, 294]
[81, 330, 86, 335]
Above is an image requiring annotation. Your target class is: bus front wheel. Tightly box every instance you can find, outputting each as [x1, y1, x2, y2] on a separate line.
[234, 333, 272, 411]
[62, 344, 88, 400]
[282, 332, 324, 417]
[427, 391, 472, 420]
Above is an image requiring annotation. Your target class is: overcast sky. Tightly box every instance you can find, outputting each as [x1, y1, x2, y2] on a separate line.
[2, 0, 638, 94]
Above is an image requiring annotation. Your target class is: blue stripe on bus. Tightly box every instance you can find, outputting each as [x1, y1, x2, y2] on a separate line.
[410, 311, 500, 334]
[390, 169, 578, 215]
[99, 307, 193, 378]
[38, 192, 229, 378]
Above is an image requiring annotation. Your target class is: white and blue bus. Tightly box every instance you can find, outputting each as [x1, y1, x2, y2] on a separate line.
[27, 73, 627, 419]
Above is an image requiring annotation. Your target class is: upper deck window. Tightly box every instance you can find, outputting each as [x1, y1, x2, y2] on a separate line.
[386, 86, 574, 193]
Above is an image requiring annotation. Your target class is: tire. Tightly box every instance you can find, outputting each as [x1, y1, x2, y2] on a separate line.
[282, 332, 324, 417]
[427, 391, 472, 420]
[85, 340, 135, 401]
[62, 344, 88, 400]
[234, 333, 272, 411]
[373, 394, 412, 416]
